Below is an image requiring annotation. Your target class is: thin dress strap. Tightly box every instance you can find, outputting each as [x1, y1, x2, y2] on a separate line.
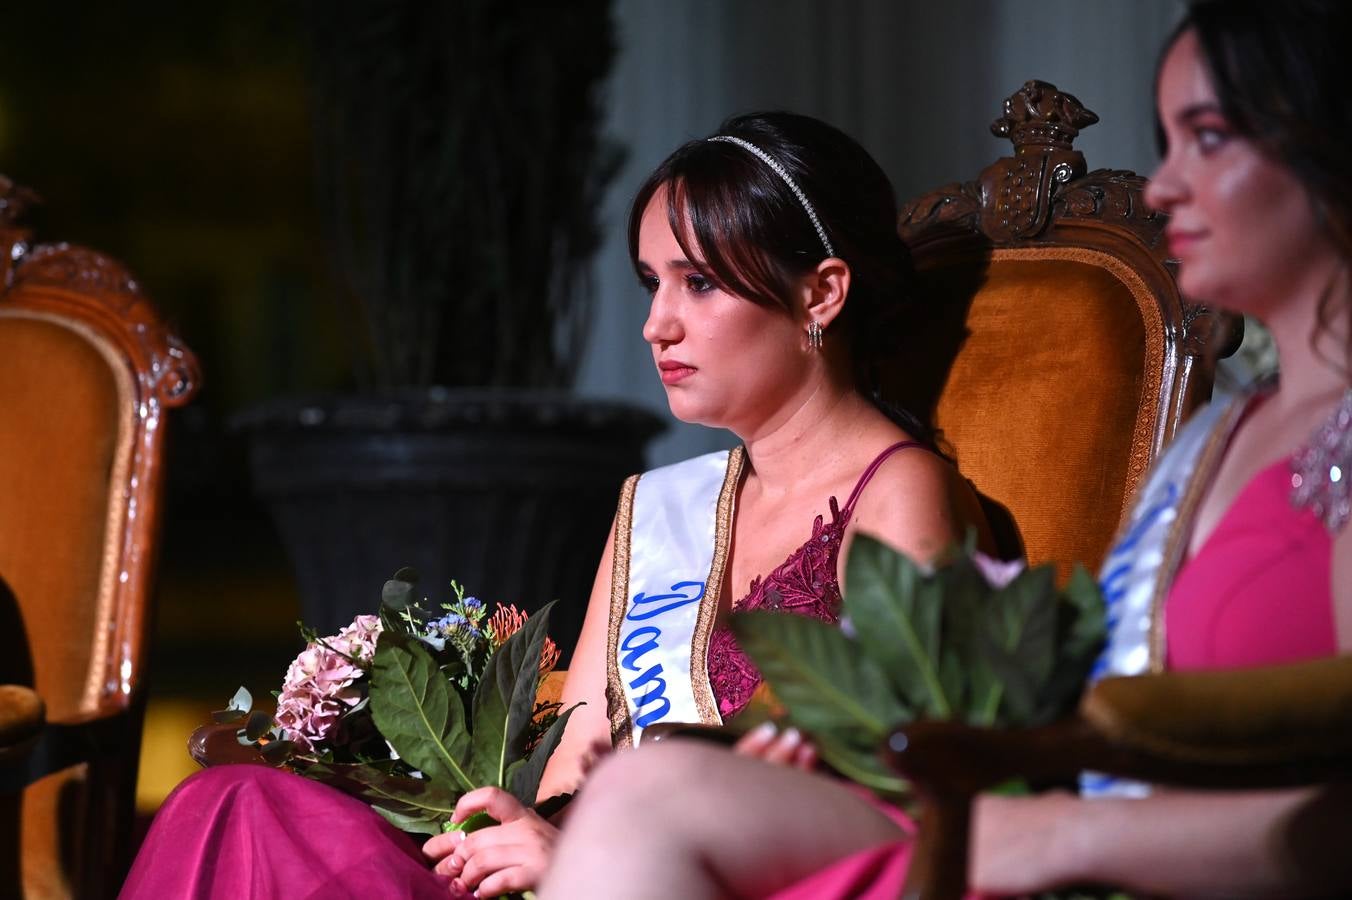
[839, 440, 925, 519]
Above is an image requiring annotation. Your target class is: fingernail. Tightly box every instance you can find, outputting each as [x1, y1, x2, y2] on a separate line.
[782, 727, 802, 746]
[750, 721, 778, 740]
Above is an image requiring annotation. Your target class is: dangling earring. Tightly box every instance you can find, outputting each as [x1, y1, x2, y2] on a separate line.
[807, 320, 823, 351]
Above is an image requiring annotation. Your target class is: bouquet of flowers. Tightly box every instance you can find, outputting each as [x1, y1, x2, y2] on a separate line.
[215, 568, 575, 836]
[731, 536, 1105, 798]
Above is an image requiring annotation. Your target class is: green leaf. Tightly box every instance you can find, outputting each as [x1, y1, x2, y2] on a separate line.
[930, 559, 994, 723]
[382, 569, 418, 610]
[979, 565, 1058, 724]
[245, 710, 274, 742]
[1038, 564, 1107, 719]
[508, 702, 580, 807]
[732, 610, 907, 740]
[444, 811, 497, 834]
[369, 627, 476, 792]
[468, 601, 554, 788]
[371, 806, 442, 837]
[259, 739, 296, 763]
[812, 731, 911, 800]
[302, 761, 461, 834]
[843, 535, 955, 718]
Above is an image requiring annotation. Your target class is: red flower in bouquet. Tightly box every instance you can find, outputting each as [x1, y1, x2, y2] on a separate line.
[488, 603, 561, 676]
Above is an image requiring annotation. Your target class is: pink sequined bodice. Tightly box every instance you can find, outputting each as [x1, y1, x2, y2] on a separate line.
[707, 441, 922, 719]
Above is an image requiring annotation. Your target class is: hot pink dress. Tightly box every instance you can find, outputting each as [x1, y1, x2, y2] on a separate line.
[120, 442, 923, 899]
[770, 451, 1341, 899]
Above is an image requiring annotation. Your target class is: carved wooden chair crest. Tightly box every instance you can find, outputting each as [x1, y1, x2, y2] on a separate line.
[883, 79, 1237, 580]
[0, 174, 200, 898]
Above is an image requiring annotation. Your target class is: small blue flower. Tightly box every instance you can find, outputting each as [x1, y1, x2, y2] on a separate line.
[463, 596, 484, 610]
[430, 612, 468, 634]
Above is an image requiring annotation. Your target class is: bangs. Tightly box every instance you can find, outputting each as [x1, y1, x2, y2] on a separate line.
[666, 174, 800, 310]
[627, 137, 818, 314]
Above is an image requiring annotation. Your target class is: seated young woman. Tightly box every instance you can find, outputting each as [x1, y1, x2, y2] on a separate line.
[120, 111, 994, 898]
[538, 2, 1352, 898]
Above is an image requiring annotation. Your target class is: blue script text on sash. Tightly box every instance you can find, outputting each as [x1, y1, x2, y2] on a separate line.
[621, 581, 706, 727]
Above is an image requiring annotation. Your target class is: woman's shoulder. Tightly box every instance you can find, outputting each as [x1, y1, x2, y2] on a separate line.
[844, 439, 969, 562]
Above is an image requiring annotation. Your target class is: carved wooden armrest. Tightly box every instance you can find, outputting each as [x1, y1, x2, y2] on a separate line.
[0, 685, 45, 764]
[639, 722, 742, 747]
[1079, 654, 1352, 771]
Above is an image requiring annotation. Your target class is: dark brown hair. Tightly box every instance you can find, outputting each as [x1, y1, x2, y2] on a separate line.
[627, 111, 933, 437]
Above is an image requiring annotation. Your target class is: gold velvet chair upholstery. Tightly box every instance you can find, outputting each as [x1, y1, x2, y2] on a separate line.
[0, 175, 200, 898]
[882, 80, 1237, 580]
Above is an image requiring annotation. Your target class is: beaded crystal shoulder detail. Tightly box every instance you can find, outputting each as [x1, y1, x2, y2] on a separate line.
[1290, 387, 1352, 533]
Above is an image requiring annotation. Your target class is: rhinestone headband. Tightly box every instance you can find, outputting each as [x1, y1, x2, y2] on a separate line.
[708, 135, 836, 258]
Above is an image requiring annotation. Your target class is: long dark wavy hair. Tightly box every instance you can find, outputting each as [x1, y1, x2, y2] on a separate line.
[1164, 0, 1352, 370]
[627, 110, 935, 443]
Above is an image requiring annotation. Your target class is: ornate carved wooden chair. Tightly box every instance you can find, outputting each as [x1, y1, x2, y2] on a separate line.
[882, 80, 1236, 579]
[0, 175, 200, 898]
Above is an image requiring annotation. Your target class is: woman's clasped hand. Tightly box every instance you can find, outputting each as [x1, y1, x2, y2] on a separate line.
[423, 788, 558, 897]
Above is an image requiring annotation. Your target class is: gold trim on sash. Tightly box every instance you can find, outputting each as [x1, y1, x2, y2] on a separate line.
[1146, 393, 1255, 671]
[606, 474, 639, 749]
[689, 446, 745, 724]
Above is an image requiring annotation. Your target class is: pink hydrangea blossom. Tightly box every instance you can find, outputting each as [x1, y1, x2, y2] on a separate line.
[334, 614, 382, 662]
[274, 616, 383, 753]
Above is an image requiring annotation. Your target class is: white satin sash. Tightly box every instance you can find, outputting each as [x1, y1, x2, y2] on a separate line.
[1081, 390, 1248, 797]
[606, 448, 743, 748]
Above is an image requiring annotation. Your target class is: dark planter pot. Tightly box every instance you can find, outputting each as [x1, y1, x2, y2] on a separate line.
[233, 389, 665, 664]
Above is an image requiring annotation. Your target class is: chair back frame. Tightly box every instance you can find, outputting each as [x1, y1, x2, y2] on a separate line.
[0, 174, 200, 898]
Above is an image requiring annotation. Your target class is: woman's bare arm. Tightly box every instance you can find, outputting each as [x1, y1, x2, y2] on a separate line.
[536, 515, 619, 801]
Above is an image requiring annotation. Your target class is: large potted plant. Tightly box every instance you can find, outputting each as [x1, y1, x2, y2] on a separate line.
[236, 1, 662, 659]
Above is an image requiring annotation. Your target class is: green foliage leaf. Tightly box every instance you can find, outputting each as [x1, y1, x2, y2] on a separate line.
[468, 601, 554, 788]
[733, 534, 1108, 804]
[508, 702, 580, 807]
[302, 760, 460, 835]
[979, 565, 1057, 723]
[1038, 564, 1107, 719]
[371, 806, 442, 837]
[844, 535, 949, 718]
[244, 710, 274, 742]
[812, 732, 910, 800]
[732, 610, 907, 741]
[260, 739, 296, 764]
[370, 626, 475, 792]
[382, 569, 418, 610]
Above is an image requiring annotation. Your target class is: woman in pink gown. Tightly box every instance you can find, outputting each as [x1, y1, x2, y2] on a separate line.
[541, 1, 1352, 897]
[122, 111, 997, 897]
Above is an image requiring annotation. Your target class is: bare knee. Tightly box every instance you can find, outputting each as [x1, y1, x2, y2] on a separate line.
[568, 740, 727, 834]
